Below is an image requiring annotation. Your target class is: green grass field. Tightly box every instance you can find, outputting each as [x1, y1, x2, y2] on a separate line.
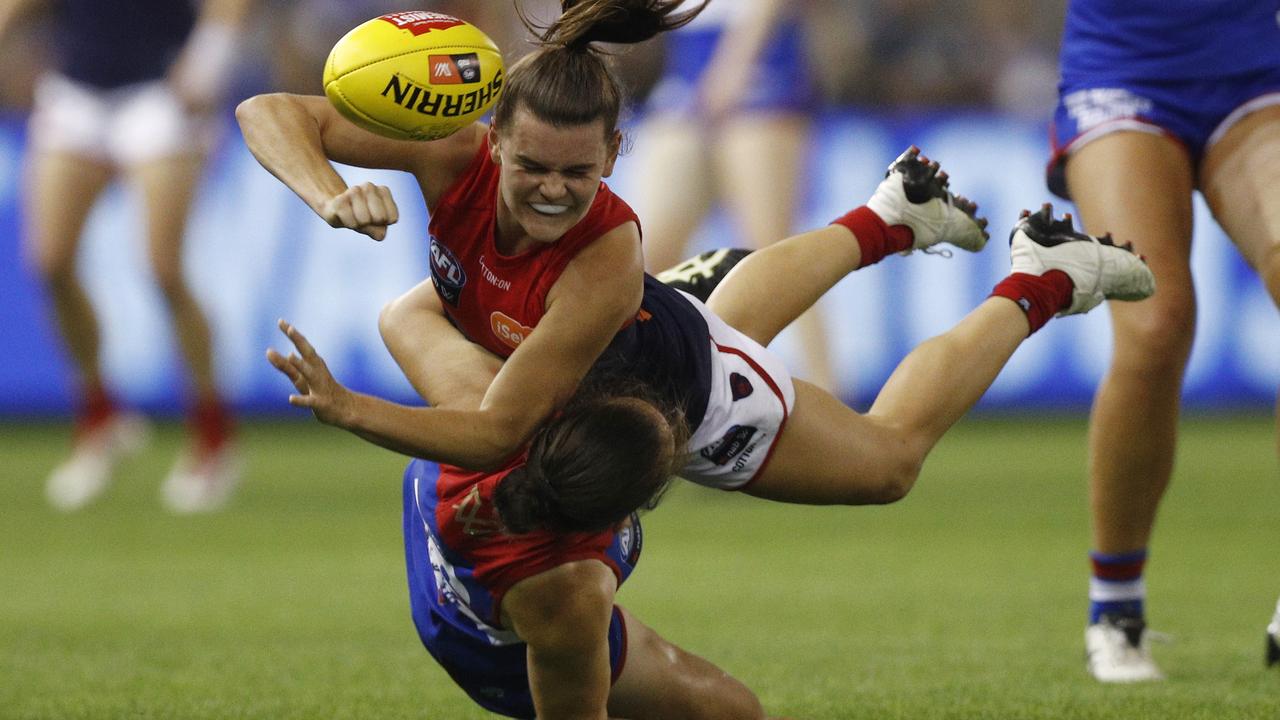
[2, 415, 1277, 719]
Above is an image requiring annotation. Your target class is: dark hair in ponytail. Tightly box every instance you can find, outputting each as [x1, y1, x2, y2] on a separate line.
[494, 377, 690, 534]
[492, 0, 709, 137]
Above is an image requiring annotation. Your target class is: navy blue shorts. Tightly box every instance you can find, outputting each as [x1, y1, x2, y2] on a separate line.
[1048, 64, 1280, 199]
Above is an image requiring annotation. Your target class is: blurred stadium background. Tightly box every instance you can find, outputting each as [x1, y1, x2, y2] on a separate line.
[1, 1, 1276, 718]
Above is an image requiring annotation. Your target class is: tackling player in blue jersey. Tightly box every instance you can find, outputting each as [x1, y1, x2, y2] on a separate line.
[1047, 0, 1280, 682]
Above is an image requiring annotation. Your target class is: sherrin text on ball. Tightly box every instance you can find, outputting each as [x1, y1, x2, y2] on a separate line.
[324, 11, 504, 141]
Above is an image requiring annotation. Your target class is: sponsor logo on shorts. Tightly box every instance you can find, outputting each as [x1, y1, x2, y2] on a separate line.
[729, 372, 754, 401]
[700, 424, 758, 466]
[1063, 88, 1154, 133]
[378, 11, 465, 35]
[490, 311, 533, 350]
[429, 236, 466, 306]
[380, 69, 504, 118]
[428, 53, 482, 84]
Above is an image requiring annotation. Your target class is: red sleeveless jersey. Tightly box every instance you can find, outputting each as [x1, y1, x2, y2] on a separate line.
[426, 144, 640, 358]
[431, 458, 628, 603]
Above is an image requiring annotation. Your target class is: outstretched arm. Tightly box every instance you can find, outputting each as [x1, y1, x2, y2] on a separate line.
[235, 93, 484, 240]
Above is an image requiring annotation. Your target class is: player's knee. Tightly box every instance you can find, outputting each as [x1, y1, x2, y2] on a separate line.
[1114, 298, 1195, 366]
[28, 245, 75, 285]
[150, 263, 189, 300]
[874, 461, 921, 504]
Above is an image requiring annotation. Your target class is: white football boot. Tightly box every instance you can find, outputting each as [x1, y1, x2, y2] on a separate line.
[865, 145, 990, 254]
[1085, 613, 1166, 683]
[46, 412, 151, 511]
[1266, 597, 1280, 667]
[1009, 204, 1156, 314]
[161, 438, 243, 514]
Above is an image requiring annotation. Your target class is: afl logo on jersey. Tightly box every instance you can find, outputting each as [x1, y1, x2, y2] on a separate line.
[429, 237, 467, 306]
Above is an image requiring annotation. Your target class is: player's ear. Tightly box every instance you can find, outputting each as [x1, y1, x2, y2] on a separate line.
[601, 128, 622, 178]
[487, 125, 501, 164]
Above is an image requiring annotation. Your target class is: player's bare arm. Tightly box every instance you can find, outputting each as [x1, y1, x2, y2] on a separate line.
[266, 223, 644, 470]
[503, 560, 617, 720]
[378, 278, 503, 411]
[235, 94, 483, 240]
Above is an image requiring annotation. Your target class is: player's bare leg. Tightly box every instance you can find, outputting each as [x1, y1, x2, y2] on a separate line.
[1198, 103, 1280, 667]
[716, 114, 835, 391]
[1066, 130, 1196, 682]
[25, 152, 113, 395]
[635, 117, 715, 275]
[27, 151, 149, 510]
[709, 147, 988, 349]
[131, 154, 239, 513]
[607, 607, 787, 720]
[133, 155, 219, 397]
[746, 297, 1029, 505]
[747, 207, 1153, 505]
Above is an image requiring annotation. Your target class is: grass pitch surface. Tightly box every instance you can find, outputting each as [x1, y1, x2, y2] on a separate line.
[1, 416, 1277, 719]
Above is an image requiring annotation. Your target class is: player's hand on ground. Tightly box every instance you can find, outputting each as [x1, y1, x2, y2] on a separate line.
[266, 320, 355, 427]
[319, 182, 399, 242]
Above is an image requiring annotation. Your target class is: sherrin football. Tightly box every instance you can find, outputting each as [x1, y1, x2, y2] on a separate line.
[323, 11, 504, 141]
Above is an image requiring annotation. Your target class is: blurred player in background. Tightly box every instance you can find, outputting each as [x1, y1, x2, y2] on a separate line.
[631, 0, 837, 391]
[1047, 0, 1280, 681]
[0, 0, 254, 513]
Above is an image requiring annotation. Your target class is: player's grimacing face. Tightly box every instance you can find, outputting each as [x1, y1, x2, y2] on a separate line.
[490, 107, 621, 244]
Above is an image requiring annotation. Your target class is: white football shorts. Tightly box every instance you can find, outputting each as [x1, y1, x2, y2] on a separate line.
[680, 295, 796, 491]
[28, 73, 218, 166]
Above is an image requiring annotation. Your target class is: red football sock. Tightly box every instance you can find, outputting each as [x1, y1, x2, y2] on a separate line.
[191, 396, 234, 452]
[831, 206, 913, 268]
[989, 271, 1075, 334]
[77, 383, 116, 435]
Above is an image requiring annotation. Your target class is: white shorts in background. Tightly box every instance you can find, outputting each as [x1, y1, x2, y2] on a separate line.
[680, 297, 796, 491]
[28, 73, 218, 166]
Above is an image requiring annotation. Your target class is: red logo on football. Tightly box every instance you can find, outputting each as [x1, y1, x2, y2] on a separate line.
[378, 11, 465, 36]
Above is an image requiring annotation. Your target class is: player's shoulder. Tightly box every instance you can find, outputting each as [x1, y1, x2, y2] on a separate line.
[413, 123, 492, 205]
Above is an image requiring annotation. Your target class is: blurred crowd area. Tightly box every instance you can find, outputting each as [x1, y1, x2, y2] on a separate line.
[0, 0, 1065, 118]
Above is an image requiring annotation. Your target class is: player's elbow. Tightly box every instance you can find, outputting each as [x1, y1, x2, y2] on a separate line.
[377, 295, 409, 348]
[233, 93, 270, 131]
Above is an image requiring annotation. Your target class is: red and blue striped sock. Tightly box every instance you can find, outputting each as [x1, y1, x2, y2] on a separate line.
[1089, 549, 1147, 623]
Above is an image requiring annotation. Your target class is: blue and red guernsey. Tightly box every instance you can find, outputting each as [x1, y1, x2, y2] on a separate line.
[404, 458, 641, 646]
[427, 144, 641, 358]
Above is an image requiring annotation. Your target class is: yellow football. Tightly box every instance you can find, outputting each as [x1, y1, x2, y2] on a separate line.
[323, 11, 504, 141]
